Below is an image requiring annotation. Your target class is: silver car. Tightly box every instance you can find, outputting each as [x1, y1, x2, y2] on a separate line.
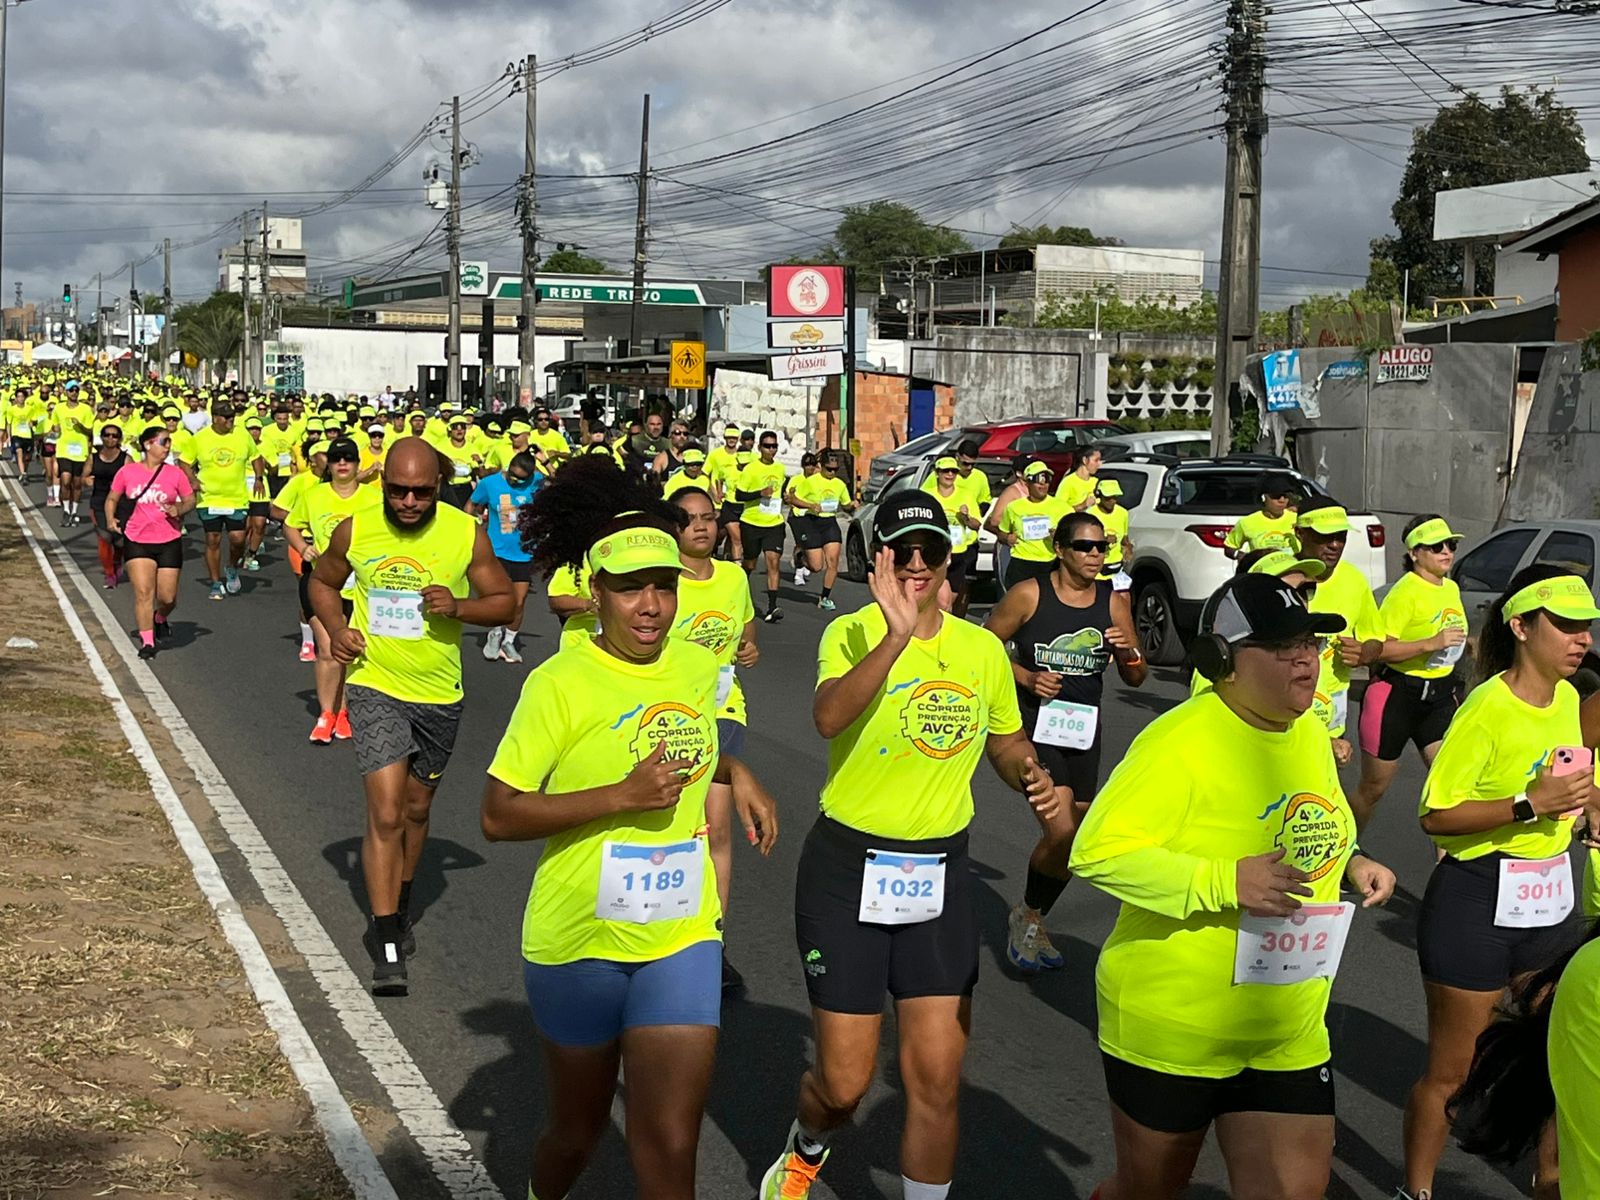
[861, 429, 962, 502]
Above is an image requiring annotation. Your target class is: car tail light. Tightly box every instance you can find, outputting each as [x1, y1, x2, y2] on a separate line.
[1186, 524, 1232, 549]
[1367, 523, 1386, 548]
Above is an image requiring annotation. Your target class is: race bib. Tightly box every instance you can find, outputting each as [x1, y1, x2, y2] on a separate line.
[14, 422, 29, 436]
[716, 664, 735, 709]
[1330, 688, 1349, 731]
[858, 849, 946, 925]
[205, 506, 238, 518]
[949, 523, 966, 547]
[1111, 569, 1133, 592]
[1495, 854, 1574, 928]
[368, 588, 425, 640]
[276, 452, 292, 467]
[1234, 903, 1355, 985]
[759, 495, 782, 516]
[63, 440, 87, 459]
[453, 462, 471, 478]
[595, 839, 704, 924]
[1033, 700, 1098, 750]
[1021, 514, 1051, 541]
[1427, 640, 1465, 671]
[819, 497, 839, 515]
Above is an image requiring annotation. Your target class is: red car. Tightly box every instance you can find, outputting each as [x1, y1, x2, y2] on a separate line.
[960, 416, 1128, 477]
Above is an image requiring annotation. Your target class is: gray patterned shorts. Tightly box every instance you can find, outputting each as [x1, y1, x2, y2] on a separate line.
[345, 685, 463, 785]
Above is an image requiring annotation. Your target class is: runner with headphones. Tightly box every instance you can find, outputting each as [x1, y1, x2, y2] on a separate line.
[1399, 566, 1599, 1200]
[1352, 514, 1468, 829]
[1071, 573, 1396, 1200]
[984, 510, 1147, 972]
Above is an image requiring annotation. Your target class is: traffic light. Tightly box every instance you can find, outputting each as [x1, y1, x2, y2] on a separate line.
[61, 284, 71, 304]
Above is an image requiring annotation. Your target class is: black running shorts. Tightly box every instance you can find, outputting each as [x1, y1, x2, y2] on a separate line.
[1102, 1053, 1335, 1134]
[124, 538, 183, 569]
[793, 815, 977, 1014]
[742, 523, 785, 560]
[1417, 852, 1584, 992]
[345, 684, 462, 785]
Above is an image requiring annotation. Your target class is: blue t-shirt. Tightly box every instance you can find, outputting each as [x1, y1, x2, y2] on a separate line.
[469, 471, 541, 562]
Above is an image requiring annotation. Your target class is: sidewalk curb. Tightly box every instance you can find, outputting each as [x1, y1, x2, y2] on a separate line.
[4, 477, 498, 1200]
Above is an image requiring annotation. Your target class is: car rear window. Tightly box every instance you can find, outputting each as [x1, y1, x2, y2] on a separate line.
[1161, 468, 1327, 514]
[1096, 467, 1148, 508]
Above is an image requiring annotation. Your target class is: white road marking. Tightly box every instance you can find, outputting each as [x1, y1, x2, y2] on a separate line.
[4, 477, 499, 1200]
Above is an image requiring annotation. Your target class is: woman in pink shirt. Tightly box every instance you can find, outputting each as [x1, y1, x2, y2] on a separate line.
[107, 425, 195, 659]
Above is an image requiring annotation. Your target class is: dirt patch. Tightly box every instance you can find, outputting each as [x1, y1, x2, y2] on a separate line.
[0, 514, 356, 1199]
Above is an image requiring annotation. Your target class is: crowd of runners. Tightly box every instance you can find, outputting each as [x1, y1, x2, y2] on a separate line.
[7, 363, 1600, 1200]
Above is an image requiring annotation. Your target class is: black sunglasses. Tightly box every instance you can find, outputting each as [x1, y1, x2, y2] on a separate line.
[327, 452, 360, 465]
[1065, 539, 1112, 554]
[888, 539, 951, 568]
[385, 483, 436, 501]
[1418, 539, 1460, 553]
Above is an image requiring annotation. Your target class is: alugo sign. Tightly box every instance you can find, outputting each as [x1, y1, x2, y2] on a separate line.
[1374, 345, 1433, 385]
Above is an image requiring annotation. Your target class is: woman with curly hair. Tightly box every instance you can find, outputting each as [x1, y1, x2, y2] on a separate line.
[479, 454, 780, 1200]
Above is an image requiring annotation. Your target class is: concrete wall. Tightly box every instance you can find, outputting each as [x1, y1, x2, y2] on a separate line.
[1504, 346, 1600, 522]
[1493, 246, 1556, 306]
[278, 325, 570, 398]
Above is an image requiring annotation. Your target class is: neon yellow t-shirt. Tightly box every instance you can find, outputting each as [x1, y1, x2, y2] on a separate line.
[344, 504, 476, 705]
[549, 563, 596, 650]
[487, 635, 723, 965]
[816, 605, 1021, 839]
[271, 468, 318, 518]
[663, 469, 716, 500]
[705, 446, 740, 500]
[1551, 937, 1600, 1198]
[671, 560, 756, 724]
[1000, 494, 1072, 562]
[1070, 691, 1356, 1077]
[957, 468, 992, 511]
[188, 426, 257, 510]
[259, 423, 301, 475]
[921, 479, 977, 551]
[166, 427, 197, 465]
[1224, 510, 1299, 554]
[528, 428, 569, 460]
[792, 473, 850, 518]
[735, 460, 788, 528]
[287, 481, 382, 554]
[1309, 559, 1381, 735]
[1055, 471, 1097, 510]
[1380, 571, 1467, 680]
[1420, 674, 1580, 862]
[1095, 503, 1130, 573]
[54, 402, 96, 460]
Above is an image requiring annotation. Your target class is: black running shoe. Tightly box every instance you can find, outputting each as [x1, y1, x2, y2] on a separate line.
[154, 621, 172, 641]
[721, 952, 745, 995]
[137, 643, 157, 661]
[763, 607, 784, 624]
[363, 924, 408, 996]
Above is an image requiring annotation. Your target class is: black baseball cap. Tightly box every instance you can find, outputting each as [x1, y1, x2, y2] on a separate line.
[1262, 470, 1298, 497]
[872, 493, 952, 548]
[1199, 574, 1342, 647]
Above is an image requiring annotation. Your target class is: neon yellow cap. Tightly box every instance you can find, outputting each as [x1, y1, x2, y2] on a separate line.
[586, 526, 687, 577]
[1503, 575, 1600, 623]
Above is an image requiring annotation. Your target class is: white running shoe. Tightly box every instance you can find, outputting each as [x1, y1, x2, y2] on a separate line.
[483, 627, 503, 661]
[793, 566, 810, 586]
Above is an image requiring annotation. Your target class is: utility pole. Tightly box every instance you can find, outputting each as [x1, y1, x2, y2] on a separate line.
[627, 93, 650, 357]
[517, 54, 539, 405]
[93, 272, 102, 350]
[160, 239, 171, 375]
[260, 203, 272, 388]
[241, 224, 253, 388]
[0, 1, 8, 312]
[1212, 0, 1267, 454]
[128, 259, 139, 379]
[446, 94, 463, 409]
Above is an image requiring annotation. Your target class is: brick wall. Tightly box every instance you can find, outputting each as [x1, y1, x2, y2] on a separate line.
[813, 372, 957, 490]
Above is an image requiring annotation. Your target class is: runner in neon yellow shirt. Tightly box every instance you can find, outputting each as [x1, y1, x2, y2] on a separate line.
[310, 438, 514, 996]
[734, 431, 790, 623]
[998, 461, 1071, 590]
[1223, 470, 1300, 558]
[186, 404, 267, 600]
[481, 453, 776, 1200]
[787, 450, 854, 610]
[1401, 567, 1598, 1200]
[1053, 444, 1101, 510]
[668, 481, 761, 994]
[53, 390, 97, 525]
[1071, 572, 1395, 1200]
[1293, 504, 1383, 763]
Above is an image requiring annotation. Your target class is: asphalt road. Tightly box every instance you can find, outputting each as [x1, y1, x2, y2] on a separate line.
[22, 478, 1527, 1200]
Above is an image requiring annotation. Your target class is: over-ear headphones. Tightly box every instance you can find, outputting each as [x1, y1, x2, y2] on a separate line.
[1190, 632, 1233, 682]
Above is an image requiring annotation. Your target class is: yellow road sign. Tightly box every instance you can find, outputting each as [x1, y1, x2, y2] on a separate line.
[668, 340, 706, 389]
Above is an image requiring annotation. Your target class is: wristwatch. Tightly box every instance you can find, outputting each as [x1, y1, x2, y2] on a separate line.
[1511, 792, 1537, 824]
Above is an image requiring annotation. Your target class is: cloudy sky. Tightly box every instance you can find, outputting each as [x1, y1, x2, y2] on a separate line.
[5, 0, 1598, 318]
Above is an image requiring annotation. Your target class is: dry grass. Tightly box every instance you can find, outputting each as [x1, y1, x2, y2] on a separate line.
[0, 517, 355, 1200]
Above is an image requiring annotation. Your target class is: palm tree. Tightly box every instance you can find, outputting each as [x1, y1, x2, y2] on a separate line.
[179, 304, 243, 384]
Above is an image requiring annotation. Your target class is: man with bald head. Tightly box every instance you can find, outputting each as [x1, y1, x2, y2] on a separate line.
[308, 437, 514, 995]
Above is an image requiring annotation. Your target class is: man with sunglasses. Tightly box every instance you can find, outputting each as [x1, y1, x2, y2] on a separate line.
[187, 404, 268, 601]
[651, 418, 694, 480]
[468, 450, 543, 664]
[734, 431, 790, 622]
[310, 438, 515, 994]
[1224, 470, 1301, 560]
[1294, 504, 1383, 767]
[527, 408, 570, 465]
[985, 510, 1147, 972]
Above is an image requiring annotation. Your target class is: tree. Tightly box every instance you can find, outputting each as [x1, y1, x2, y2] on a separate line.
[542, 248, 608, 274]
[1030, 287, 1218, 335]
[999, 223, 1121, 248]
[1369, 86, 1589, 302]
[175, 291, 244, 383]
[822, 201, 970, 277]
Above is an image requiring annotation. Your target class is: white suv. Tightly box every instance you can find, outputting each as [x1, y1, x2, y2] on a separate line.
[1098, 455, 1388, 665]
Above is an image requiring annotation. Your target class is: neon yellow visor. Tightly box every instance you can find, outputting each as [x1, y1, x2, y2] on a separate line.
[1503, 574, 1600, 623]
[1248, 550, 1327, 581]
[1297, 506, 1349, 534]
[1405, 517, 1460, 549]
[1096, 479, 1123, 498]
[586, 526, 688, 577]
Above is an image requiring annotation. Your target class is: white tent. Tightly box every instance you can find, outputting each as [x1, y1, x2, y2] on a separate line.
[31, 342, 73, 363]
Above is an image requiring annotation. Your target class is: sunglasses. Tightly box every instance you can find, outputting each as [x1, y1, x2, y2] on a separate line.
[327, 453, 360, 465]
[385, 483, 436, 501]
[507, 472, 533, 484]
[1417, 539, 1460, 553]
[671, 429, 688, 436]
[759, 442, 778, 450]
[888, 540, 951, 568]
[1241, 633, 1321, 659]
[1065, 539, 1112, 554]
[151, 437, 171, 446]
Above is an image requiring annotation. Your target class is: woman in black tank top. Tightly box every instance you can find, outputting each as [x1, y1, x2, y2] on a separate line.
[983, 510, 1149, 972]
